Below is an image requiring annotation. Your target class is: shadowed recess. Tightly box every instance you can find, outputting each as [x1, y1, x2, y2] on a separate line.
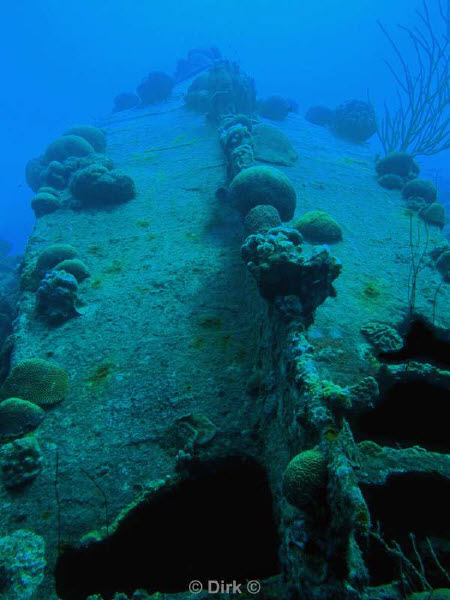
[354, 380, 450, 453]
[380, 318, 450, 369]
[360, 472, 450, 587]
[54, 456, 280, 600]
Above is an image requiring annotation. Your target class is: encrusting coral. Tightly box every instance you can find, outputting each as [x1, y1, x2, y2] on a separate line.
[360, 322, 404, 353]
[0, 436, 44, 489]
[241, 227, 342, 319]
[252, 122, 298, 166]
[36, 269, 80, 324]
[0, 530, 46, 599]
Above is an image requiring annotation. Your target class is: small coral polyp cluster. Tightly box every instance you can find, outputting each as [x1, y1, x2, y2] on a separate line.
[375, 152, 446, 229]
[10, 47, 450, 600]
[184, 60, 256, 121]
[112, 47, 221, 113]
[257, 95, 297, 121]
[0, 358, 69, 488]
[25, 124, 136, 217]
[23, 123, 136, 330]
[136, 71, 174, 106]
[332, 99, 377, 142]
[210, 76, 342, 323]
[431, 243, 450, 282]
[305, 99, 377, 142]
[22, 243, 90, 325]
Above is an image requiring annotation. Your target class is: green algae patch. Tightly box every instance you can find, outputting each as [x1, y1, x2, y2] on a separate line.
[197, 313, 223, 330]
[87, 244, 106, 257]
[91, 278, 103, 289]
[190, 336, 206, 349]
[103, 259, 123, 275]
[362, 282, 381, 299]
[189, 330, 248, 366]
[184, 231, 202, 243]
[360, 278, 388, 304]
[86, 362, 115, 387]
[130, 150, 158, 165]
[337, 156, 371, 169]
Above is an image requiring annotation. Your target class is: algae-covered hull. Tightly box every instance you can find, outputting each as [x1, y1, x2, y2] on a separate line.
[2, 73, 450, 600]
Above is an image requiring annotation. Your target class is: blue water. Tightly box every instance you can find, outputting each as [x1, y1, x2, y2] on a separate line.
[1, 0, 449, 252]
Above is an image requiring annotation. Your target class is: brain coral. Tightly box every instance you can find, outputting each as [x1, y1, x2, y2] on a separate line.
[64, 125, 106, 153]
[360, 322, 403, 353]
[229, 165, 296, 221]
[282, 448, 327, 510]
[35, 244, 79, 277]
[70, 165, 136, 206]
[241, 227, 342, 316]
[293, 210, 343, 243]
[2, 359, 69, 407]
[44, 135, 95, 163]
[244, 205, 282, 235]
[0, 398, 45, 442]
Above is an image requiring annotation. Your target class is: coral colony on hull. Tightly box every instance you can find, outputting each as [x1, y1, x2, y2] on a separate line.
[3, 3, 450, 598]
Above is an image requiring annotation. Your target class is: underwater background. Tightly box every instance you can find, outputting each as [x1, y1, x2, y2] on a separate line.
[2, 1, 450, 599]
[2, 0, 450, 252]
